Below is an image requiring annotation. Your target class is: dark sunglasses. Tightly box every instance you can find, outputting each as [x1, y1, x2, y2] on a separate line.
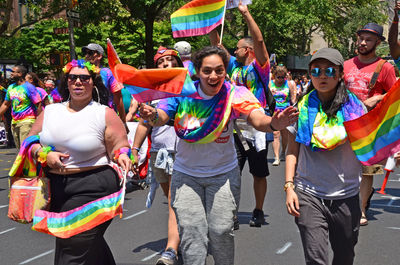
[85, 50, 96, 56]
[310, 67, 336, 77]
[276, 76, 286, 79]
[68, 74, 91, 83]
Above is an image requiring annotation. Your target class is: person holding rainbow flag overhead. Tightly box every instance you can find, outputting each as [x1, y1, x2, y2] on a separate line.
[139, 46, 298, 265]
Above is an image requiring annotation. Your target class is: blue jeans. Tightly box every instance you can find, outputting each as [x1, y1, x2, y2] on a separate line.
[170, 167, 241, 265]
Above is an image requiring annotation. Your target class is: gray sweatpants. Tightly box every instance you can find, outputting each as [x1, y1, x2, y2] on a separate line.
[170, 167, 241, 265]
[295, 189, 361, 265]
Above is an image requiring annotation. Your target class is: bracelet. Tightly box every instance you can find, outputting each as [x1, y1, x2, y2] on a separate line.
[114, 147, 135, 163]
[270, 120, 278, 131]
[37, 145, 56, 164]
[285, 180, 294, 184]
[393, 21, 399, 24]
[132, 147, 140, 152]
[283, 182, 295, 192]
[33, 145, 42, 160]
[151, 107, 159, 124]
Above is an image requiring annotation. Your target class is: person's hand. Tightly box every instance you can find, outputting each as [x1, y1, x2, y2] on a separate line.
[117, 153, 132, 172]
[139, 103, 156, 121]
[238, 0, 249, 15]
[363, 95, 384, 111]
[395, 152, 400, 167]
[132, 149, 140, 175]
[286, 188, 300, 217]
[270, 106, 299, 131]
[46, 151, 69, 171]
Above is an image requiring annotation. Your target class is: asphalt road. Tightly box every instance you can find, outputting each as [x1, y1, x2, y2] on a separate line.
[0, 146, 399, 265]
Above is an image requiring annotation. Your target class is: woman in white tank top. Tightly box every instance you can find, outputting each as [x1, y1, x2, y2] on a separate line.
[27, 60, 132, 265]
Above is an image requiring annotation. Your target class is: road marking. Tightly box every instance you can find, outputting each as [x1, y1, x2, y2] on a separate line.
[141, 249, 163, 261]
[19, 250, 54, 264]
[0, 204, 8, 209]
[0, 227, 15, 235]
[3, 168, 10, 171]
[276, 242, 292, 254]
[371, 203, 400, 208]
[381, 196, 400, 206]
[389, 177, 400, 182]
[122, 209, 147, 220]
[387, 227, 400, 230]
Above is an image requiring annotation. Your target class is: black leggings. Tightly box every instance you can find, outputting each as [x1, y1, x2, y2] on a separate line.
[48, 166, 120, 265]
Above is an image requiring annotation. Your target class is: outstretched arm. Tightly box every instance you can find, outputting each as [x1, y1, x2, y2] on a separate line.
[238, 1, 269, 66]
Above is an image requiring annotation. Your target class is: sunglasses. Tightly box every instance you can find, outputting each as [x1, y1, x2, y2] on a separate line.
[68, 74, 91, 83]
[85, 50, 96, 56]
[310, 67, 336, 77]
[276, 76, 286, 79]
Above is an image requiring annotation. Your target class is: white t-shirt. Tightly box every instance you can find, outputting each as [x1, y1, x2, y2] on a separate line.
[40, 101, 110, 168]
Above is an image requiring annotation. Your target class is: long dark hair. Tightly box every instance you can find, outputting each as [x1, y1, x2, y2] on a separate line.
[59, 69, 110, 106]
[301, 65, 348, 120]
[27, 72, 45, 88]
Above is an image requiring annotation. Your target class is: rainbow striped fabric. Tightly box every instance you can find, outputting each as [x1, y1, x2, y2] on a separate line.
[9, 135, 41, 178]
[171, 0, 226, 38]
[113, 64, 201, 103]
[32, 186, 124, 238]
[344, 79, 400, 165]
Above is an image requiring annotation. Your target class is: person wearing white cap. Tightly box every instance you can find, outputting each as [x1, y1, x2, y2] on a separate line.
[344, 23, 397, 226]
[82, 43, 126, 122]
[174, 41, 196, 77]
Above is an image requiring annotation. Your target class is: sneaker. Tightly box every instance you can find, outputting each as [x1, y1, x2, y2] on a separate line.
[249, 209, 265, 227]
[233, 215, 240, 230]
[156, 248, 178, 265]
[272, 159, 280, 166]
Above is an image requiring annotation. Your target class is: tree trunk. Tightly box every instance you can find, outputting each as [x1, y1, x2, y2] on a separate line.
[144, 17, 155, 69]
[0, 0, 14, 36]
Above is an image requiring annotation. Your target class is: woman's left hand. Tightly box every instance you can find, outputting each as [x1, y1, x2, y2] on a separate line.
[139, 103, 156, 121]
[117, 153, 132, 172]
[271, 106, 299, 131]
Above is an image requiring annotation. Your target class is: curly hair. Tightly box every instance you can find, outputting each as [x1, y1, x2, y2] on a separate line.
[192, 46, 229, 72]
[58, 69, 110, 106]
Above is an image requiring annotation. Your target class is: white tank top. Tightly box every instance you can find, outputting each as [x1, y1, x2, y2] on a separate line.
[39, 101, 110, 168]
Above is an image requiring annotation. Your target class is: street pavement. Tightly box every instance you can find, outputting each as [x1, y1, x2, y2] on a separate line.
[0, 146, 399, 265]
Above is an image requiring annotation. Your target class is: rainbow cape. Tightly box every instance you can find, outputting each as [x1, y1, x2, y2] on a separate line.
[344, 79, 400, 165]
[107, 40, 201, 103]
[171, 0, 226, 38]
[32, 163, 126, 238]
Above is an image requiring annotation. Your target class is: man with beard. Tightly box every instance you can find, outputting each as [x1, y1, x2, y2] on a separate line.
[0, 65, 41, 149]
[344, 23, 397, 226]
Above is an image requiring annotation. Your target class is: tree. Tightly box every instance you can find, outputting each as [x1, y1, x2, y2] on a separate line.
[0, 0, 68, 37]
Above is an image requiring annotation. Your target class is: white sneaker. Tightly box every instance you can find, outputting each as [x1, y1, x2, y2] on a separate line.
[272, 159, 280, 166]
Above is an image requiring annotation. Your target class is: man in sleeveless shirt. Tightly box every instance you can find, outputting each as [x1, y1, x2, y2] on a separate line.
[209, 2, 271, 227]
[343, 23, 397, 226]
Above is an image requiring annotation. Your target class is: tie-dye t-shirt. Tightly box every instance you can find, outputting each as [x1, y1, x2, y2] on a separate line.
[48, 88, 63, 104]
[100, 67, 124, 108]
[227, 56, 270, 108]
[158, 81, 262, 177]
[270, 80, 291, 111]
[5, 82, 41, 124]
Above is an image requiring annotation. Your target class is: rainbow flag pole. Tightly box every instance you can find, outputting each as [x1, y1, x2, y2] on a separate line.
[219, 0, 227, 45]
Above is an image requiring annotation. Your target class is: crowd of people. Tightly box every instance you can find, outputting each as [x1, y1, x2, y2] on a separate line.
[3, 1, 400, 265]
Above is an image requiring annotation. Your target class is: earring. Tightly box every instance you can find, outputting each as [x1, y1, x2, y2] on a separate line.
[94, 86, 100, 103]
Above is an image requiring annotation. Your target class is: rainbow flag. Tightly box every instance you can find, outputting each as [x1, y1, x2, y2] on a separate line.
[344, 79, 400, 165]
[113, 64, 201, 103]
[32, 188, 124, 238]
[171, 0, 226, 38]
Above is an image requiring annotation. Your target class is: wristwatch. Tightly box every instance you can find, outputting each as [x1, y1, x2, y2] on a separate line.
[284, 181, 295, 192]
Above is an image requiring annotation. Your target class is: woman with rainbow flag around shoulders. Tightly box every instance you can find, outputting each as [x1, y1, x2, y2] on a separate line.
[139, 46, 298, 265]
